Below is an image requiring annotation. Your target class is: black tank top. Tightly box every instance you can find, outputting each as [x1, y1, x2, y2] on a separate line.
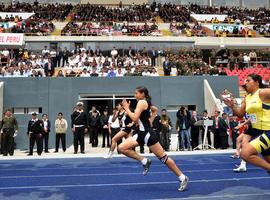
[138, 100, 151, 132]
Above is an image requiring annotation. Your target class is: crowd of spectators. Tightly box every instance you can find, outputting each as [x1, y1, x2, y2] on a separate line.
[0, 2, 73, 21]
[0, 2, 270, 37]
[253, 24, 270, 37]
[61, 21, 160, 36]
[1, 47, 270, 78]
[170, 22, 206, 37]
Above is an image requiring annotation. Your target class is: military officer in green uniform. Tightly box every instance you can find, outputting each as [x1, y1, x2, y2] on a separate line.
[0, 109, 18, 156]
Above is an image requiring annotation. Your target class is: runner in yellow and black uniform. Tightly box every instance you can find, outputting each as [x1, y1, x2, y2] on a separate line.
[224, 74, 270, 173]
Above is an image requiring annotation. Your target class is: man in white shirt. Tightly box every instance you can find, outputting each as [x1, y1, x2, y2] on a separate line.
[54, 112, 68, 153]
[111, 47, 118, 58]
[42, 46, 50, 56]
[80, 68, 90, 77]
[115, 68, 125, 77]
[2, 48, 9, 57]
[108, 108, 121, 143]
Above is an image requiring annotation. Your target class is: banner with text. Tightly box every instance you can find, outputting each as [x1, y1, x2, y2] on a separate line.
[0, 33, 24, 46]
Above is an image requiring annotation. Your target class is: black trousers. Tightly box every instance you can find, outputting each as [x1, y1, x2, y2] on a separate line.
[90, 126, 99, 147]
[43, 133, 49, 152]
[214, 129, 220, 149]
[2, 129, 15, 155]
[74, 127, 85, 153]
[232, 131, 238, 149]
[219, 134, 229, 149]
[160, 128, 170, 151]
[151, 57, 156, 66]
[102, 128, 110, 147]
[55, 134, 66, 152]
[29, 134, 43, 155]
[190, 127, 199, 149]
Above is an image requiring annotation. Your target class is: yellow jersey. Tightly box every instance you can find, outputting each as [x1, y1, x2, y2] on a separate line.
[245, 89, 270, 130]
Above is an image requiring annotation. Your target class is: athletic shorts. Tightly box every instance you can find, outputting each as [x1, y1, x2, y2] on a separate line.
[244, 126, 259, 137]
[132, 130, 159, 147]
[249, 131, 270, 156]
[121, 127, 133, 134]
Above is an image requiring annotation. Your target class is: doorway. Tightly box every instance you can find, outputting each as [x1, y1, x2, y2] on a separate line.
[79, 93, 136, 114]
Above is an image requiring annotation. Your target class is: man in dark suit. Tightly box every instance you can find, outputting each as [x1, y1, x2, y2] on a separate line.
[56, 47, 63, 67]
[126, 46, 135, 57]
[27, 113, 44, 156]
[44, 58, 55, 77]
[62, 47, 70, 67]
[95, 46, 102, 56]
[212, 111, 221, 149]
[42, 114, 51, 153]
[149, 47, 157, 66]
[218, 113, 229, 149]
[190, 111, 200, 150]
[163, 57, 171, 76]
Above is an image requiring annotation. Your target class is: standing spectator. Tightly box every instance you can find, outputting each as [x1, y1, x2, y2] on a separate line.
[218, 113, 229, 149]
[150, 106, 161, 142]
[56, 47, 63, 67]
[0, 109, 18, 156]
[202, 110, 212, 146]
[163, 57, 171, 76]
[89, 109, 100, 147]
[44, 58, 54, 77]
[62, 47, 69, 67]
[212, 111, 221, 149]
[27, 113, 43, 156]
[42, 46, 50, 56]
[42, 114, 51, 153]
[71, 102, 88, 154]
[176, 107, 191, 151]
[160, 109, 172, 151]
[54, 112, 68, 153]
[111, 47, 118, 58]
[149, 47, 157, 66]
[230, 116, 239, 149]
[100, 109, 110, 148]
[108, 108, 121, 152]
[190, 111, 200, 150]
[50, 48, 57, 67]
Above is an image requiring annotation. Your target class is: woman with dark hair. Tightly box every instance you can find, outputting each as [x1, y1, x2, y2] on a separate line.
[224, 74, 270, 173]
[119, 86, 189, 192]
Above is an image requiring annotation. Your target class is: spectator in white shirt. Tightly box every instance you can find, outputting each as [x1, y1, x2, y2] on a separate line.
[42, 46, 50, 56]
[150, 68, 159, 76]
[111, 47, 118, 58]
[142, 68, 151, 76]
[2, 48, 10, 57]
[80, 68, 90, 77]
[115, 68, 125, 77]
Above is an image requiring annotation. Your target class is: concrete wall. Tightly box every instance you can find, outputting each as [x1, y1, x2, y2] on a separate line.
[0, 76, 239, 150]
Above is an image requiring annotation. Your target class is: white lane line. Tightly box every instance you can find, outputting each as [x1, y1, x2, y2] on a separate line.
[150, 192, 270, 200]
[0, 161, 239, 171]
[0, 168, 259, 179]
[0, 176, 269, 190]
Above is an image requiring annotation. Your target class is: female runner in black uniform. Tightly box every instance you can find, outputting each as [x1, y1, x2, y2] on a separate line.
[118, 86, 189, 192]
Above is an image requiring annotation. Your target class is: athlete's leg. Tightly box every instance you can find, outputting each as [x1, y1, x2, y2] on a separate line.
[149, 142, 189, 191]
[117, 137, 143, 161]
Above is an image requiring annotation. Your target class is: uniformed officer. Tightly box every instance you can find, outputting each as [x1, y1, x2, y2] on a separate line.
[0, 109, 18, 156]
[71, 102, 88, 154]
[27, 112, 44, 156]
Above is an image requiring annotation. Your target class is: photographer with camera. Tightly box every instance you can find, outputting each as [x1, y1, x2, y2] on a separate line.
[176, 107, 191, 151]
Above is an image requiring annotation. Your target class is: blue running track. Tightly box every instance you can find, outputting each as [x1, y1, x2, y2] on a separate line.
[0, 154, 269, 200]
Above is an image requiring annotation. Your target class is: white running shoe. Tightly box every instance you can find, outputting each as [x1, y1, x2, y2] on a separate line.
[233, 166, 247, 172]
[104, 154, 112, 159]
[178, 176, 189, 192]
